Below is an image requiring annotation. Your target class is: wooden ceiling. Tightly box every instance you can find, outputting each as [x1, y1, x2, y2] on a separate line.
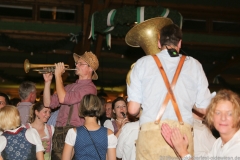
[0, 0, 240, 101]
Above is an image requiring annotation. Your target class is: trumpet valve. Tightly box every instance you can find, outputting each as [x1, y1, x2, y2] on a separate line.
[33, 67, 55, 74]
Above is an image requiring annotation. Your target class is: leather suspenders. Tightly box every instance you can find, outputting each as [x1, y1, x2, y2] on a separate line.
[152, 55, 186, 125]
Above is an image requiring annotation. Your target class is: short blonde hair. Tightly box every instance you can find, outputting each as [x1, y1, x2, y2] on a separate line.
[205, 89, 240, 130]
[79, 94, 103, 118]
[0, 105, 21, 131]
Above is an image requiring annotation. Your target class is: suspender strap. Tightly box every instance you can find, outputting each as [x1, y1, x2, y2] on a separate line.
[46, 124, 53, 152]
[152, 55, 186, 125]
[67, 105, 74, 126]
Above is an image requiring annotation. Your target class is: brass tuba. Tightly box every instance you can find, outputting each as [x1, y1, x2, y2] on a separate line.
[125, 17, 173, 85]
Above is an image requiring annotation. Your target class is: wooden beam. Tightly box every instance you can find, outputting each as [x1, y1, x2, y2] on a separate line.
[1, 30, 69, 37]
[0, 46, 72, 55]
[0, 0, 83, 6]
[3, 35, 68, 41]
[95, 35, 104, 57]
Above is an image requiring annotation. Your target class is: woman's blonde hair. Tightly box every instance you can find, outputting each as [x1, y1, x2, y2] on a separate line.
[205, 89, 240, 130]
[79, 94, 103, 118]
[0, 105, 21, 131]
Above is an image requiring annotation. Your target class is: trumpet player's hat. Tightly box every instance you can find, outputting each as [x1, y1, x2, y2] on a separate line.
[73, 51, 99, 80]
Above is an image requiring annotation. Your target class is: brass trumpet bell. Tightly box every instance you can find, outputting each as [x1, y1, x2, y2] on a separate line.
[24, 59, 72, 74]
[125, 17, 173, 55]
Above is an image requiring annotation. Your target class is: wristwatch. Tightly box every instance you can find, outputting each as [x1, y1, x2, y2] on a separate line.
[182, 154, 192, 160]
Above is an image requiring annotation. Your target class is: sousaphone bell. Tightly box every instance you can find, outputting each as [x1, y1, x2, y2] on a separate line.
[125, 17, 173, 85]
[125, 17, 173, 55]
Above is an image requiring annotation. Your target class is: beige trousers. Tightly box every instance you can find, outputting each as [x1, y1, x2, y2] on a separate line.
[136, 119, 193, 160]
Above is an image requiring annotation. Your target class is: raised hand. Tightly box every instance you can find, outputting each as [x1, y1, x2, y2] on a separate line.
[171, 128, 189, 157]
[54, 62, 66, 77]
[161, 123, 190, 158]
[43, 72, 53, 83]
[121, 118, 129, 127]
[161, 123, 173, 147]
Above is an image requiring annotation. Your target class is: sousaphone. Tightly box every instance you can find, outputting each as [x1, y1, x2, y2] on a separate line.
[125, 17, 173, 85]
[125, 17, 173, 55]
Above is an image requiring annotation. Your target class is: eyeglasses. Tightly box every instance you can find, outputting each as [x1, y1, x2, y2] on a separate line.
[75, 62, 88, 66]
[0, 101, 6, 105]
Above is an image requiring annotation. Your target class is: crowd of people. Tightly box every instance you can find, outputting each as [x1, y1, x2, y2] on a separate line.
[0, 18, 240, 160]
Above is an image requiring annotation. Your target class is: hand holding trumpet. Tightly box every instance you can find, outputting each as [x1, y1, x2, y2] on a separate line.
[54, 62, 66, 76]
[43, 62, 66, 82]
[43, 72, 53, 83]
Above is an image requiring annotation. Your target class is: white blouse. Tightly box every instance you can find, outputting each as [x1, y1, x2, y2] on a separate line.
[193, 119, 216, 156]
[117, 121, 140, 160]
[207, 129, 240, 158]
[26, 123, 55, 138]
[104, 119, 115, 132]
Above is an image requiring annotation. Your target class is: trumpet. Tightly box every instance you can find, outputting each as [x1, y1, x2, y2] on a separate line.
[24, 59, 77, 74]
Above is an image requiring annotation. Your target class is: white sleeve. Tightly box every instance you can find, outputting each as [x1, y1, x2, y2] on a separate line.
[194, 125, 216, 156]
[51, 125, 55, 135]
[104, 120, 114, 132]
[202, 127, 216, 151]
[195, 62, 213, 109]
[65, 128, 76, 146]
[0, 136, 7, 156]
[108, 134, 117, 148]
[127, 60, 143, 103]
[26, 128, 45, 152]
[116, 126, 128, 158]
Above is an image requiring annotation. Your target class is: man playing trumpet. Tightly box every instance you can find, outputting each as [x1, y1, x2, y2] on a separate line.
[43, 51, 99, 159]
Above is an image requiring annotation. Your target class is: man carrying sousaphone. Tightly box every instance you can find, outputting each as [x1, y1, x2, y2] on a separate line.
[43, 51, 99, 159]
[126, 17, 214, 159]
